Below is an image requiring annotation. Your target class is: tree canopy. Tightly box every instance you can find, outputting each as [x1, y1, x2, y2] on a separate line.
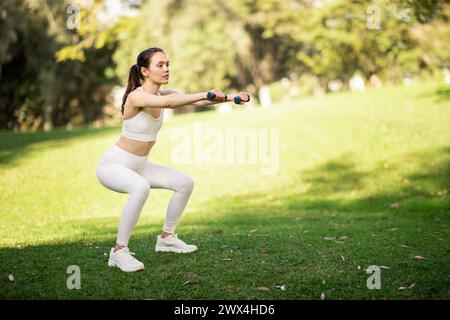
[1, 0, 448, 131]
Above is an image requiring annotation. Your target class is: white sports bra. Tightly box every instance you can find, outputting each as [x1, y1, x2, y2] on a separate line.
[121, 87, 164, 142]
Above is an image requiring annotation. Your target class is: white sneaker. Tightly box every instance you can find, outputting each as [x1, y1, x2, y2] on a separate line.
[155, 234, 198, 253]
[107, 247, 145, 272]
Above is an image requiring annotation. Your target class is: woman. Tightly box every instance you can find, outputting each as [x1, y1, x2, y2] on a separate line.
[96, 47, 250, 272]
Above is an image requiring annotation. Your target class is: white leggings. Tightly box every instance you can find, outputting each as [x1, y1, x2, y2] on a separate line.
[96, 144, 194, 246]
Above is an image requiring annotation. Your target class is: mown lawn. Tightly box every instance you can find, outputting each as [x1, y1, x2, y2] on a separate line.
[0, 82, 449, 299]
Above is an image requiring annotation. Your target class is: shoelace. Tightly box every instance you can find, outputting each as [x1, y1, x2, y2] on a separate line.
[161, 234, 195, 249]
[120, 247, 139, 263]
[125, 248, 136, 255]
[168, 235, 189, 247]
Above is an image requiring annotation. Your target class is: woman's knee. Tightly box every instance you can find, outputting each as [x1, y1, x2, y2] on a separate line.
[131, 181, 151, 196]
[178, 175, 194, 193]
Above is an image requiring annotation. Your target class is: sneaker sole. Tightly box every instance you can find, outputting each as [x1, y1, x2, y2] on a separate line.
[155, 246, 197, 254]
[108, 259, 145, 272]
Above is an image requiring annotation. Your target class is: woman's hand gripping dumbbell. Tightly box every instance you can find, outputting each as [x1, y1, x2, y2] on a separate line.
[206, 89, 251, 105]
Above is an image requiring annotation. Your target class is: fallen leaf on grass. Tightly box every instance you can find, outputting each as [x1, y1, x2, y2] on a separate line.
[259, 248, 271, 254]
[390, 203, 399, 209]
[323, 236, 347, 242]
[414, 256, 425, 260]
[340, 255, 345, 262]
[398, 283, 416, 291]
[256, 286, 269, 292]
[249, 228, 258, 233]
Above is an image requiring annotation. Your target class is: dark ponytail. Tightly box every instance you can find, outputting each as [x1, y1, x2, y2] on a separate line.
[121, 47, 165, 115]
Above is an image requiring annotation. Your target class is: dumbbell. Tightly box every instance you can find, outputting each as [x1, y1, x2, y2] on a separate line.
[207, 92, 250, 104]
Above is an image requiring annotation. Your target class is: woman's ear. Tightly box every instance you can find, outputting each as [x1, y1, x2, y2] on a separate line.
[141, 66, 150, 77]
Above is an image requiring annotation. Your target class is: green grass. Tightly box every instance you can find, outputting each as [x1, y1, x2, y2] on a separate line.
[0, 81, 449, 299]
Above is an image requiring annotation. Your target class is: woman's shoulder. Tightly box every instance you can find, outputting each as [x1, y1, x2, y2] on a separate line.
[125, 88, 144, 111]
[126, 87, 162, 110]
[128, 87, 161, 99]
[127, 87, 146, 106]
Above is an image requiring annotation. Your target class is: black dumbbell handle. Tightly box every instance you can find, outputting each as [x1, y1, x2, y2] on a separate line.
[207, 92, 250, 104]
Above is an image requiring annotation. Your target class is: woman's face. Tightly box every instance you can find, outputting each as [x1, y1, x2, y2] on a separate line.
[146, 52, 170, 85]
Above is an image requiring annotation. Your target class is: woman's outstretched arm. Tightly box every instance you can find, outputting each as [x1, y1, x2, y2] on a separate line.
[160, 89, 221, 107]
[160, 89, 249, 106]
[129, 89, 208, 109]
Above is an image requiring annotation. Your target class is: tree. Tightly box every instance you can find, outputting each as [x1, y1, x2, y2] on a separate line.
[0, 0, 121, 131]
[0, 0, 56, 130]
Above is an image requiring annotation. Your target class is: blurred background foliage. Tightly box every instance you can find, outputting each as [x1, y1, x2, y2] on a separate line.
[0, 0, 449, 131]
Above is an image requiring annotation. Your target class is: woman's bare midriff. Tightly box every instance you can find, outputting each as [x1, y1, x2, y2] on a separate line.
[115, 135, 156, 156]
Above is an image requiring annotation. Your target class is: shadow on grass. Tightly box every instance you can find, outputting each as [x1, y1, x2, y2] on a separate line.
[0, 125, 119, 166]
[286, 146, 450, 216]
[416, 84, 450, 104]
[434, 85, 450, 103]
[1, 147, 449, 299]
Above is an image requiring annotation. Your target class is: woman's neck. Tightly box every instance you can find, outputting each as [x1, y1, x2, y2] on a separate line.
[140, 81, 161, 95]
